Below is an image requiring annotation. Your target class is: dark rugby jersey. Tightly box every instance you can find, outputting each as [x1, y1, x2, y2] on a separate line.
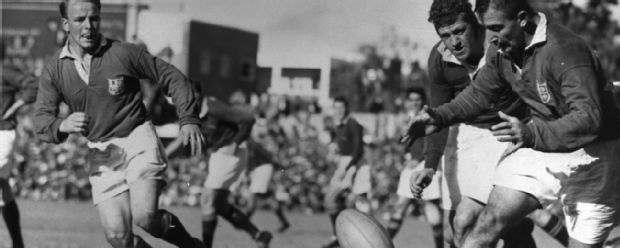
[201, 97, 255, 150]
[34, 38, 200, 143]
[334, 117, 364, 167]
[423, 42, 526, 170]
[1, 66, 38, 130]
[434, 14, 620, 152]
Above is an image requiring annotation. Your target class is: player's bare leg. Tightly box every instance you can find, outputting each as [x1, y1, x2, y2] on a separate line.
[96, 192, 134, 248]
[0, 178, 24, 248]
[322, 186, 347, 248]
[201, 188, 271, 248]
[422, 199, 444, 248]
[461, 186, 540, 248]
[386, 196, 413, 238]
[129, 179, 202, 248]
[444, 210, 457, 248]
[453, 196, 536, 248]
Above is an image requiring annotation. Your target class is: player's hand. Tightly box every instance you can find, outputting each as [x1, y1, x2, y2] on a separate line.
[491, 111, 526, 146]
[59, 112, 89, 134]
[409, 168, 435, 199]
[400, 106, 439, 146]
[180, 124, 205, 157]
[2, 99, 25, 120]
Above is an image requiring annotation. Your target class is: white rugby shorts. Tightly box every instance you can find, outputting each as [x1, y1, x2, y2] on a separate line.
[494, 138, 620, 244]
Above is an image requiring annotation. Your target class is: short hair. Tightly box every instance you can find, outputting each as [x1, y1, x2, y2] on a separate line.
[333, 96, 350, 113]
[428, 0, 480, 30]
[59, 0, 101, 18]
[474, 0, 534, 20]
[406, 87, 427, 104]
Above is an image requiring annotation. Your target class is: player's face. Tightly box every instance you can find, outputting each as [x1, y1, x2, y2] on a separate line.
[62, 0, 101, 53]
[333, 101, 347, 121]
[481, 7, 526, 61]
[437, 17, 482, 63]
[404, 93, 423, 112]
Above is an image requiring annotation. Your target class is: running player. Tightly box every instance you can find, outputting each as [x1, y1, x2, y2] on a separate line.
[33, 0, 205, 247]
[387, 88, 443, 248]
[197, 96, 273, 248]
[321, 96, 372, 248]
[408, 0, 620, 247]
[1, 63, 37, 248]
[409, 0, 568, 247]
[244, 138, 290, 233]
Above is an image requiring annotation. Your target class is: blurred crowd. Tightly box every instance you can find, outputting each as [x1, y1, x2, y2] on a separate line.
[6, 90, 415, 215]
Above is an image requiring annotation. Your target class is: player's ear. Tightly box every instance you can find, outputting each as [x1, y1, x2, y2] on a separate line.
[517, 11, 529, 28]
[62, 18, 70, 33]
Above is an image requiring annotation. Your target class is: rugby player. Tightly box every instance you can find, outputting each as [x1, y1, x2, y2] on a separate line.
[407, 0, 620, 247]
[1, 63, 37, 248]
[409, 0, 568, 247]
[387, 88, 444, 248]
[243, 117, 290, 233]
[197, 96, 273, 248]
[322, 96, 372, 248]
[33, 0, 205, 247]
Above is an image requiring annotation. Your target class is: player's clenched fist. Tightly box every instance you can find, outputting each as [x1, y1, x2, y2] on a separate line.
[409, 168, 435, 199]
[59, 112, 90, 134]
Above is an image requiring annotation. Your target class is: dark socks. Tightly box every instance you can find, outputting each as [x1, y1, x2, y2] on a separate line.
[153, 209, 196, 248]
[541, 215, 568, 246]
[220, 206, 259, 237]
[274, 203, 290, 232]
[432, 224, 444, 248]
[2, 200, 24, 248]
[329, 211, 340, 235]
[502, 219, 536, 248]
[202, 219, 218, 248]
[387, 218, 403, 238]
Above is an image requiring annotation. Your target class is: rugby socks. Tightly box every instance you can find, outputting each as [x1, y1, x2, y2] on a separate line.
[432, 223, 444, 248]
[220, 206, 259, 237]
[2, 200, 24, 248]
[387, 217, 403, 238]
[541, 215, 568, 246]
[202, 219, 218, 248]
[328, 211, 339, 235]
[155, 209, 197, 248]
[502, 219, 536, 248]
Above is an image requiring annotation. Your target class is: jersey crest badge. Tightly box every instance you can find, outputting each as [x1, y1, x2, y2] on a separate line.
[536, 80, 551, 103]
[108, 77, 124, 95]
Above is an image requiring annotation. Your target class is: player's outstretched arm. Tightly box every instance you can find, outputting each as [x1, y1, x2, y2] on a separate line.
[400, 106, 440, 146]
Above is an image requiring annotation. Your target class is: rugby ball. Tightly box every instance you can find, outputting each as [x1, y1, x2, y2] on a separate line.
[335, 209, 395, 248]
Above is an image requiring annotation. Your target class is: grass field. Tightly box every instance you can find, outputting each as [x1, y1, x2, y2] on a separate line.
[0, 199, 610, 248]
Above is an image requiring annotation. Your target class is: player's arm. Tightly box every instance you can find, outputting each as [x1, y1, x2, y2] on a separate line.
[33, 65, 68, 144]
[2, 67, 37, 120]
[131, 45, 204, 155]
[347, 120, 364, 170]
[423, 52, 454, 171]
[432, 63, 504, 128]
[207, 98, 256, 145]
[522, 48, 604, 152]
[247, 139, 283, 169]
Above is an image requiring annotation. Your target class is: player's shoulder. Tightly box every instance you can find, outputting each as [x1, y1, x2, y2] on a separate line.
[427, 41, 444, 65]
[545, 24, 591, 56]
[106, 38, 147, 56]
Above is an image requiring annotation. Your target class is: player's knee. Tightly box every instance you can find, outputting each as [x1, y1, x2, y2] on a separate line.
[102, 225, 132, 248]
[475, 208, 504, 233]
[453, 210, 477, 236]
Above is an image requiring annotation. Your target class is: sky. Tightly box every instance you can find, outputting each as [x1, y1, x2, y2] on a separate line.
[145, 0, 437, 66]
[141, 0, 620, 67]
